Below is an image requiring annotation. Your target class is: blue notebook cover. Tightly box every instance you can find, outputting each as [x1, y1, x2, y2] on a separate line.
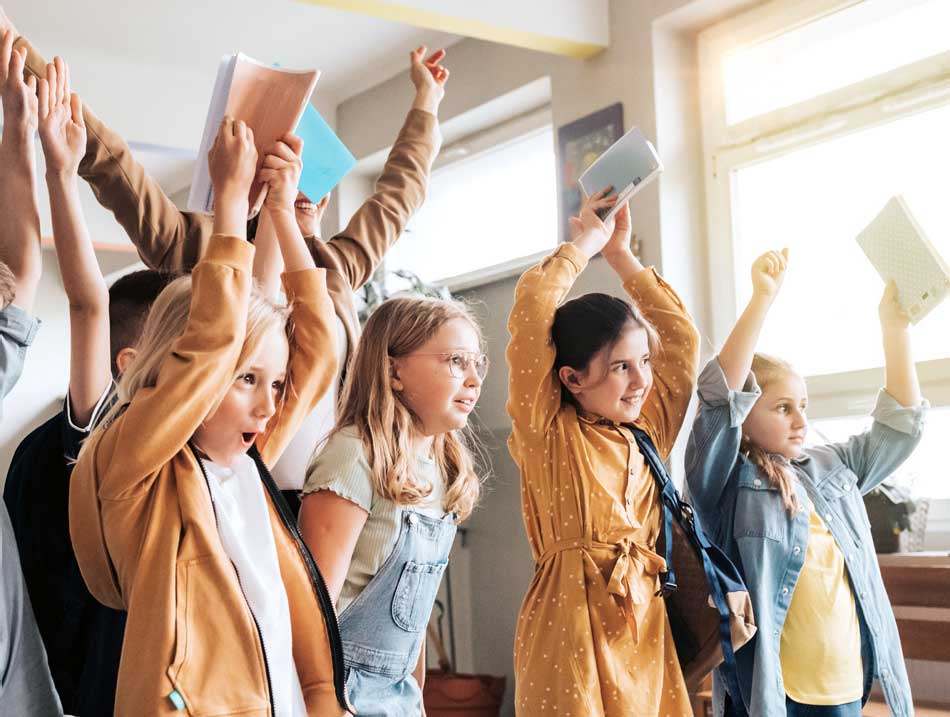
[294, 103, 357, 202]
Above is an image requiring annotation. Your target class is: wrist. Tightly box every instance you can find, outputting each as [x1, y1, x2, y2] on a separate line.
[0, 126, 35, 153]
[45, 167, 79, 186]
[411, 88, 441, 115]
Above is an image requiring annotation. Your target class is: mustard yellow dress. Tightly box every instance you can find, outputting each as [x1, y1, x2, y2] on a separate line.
[507, 244, 700, 716]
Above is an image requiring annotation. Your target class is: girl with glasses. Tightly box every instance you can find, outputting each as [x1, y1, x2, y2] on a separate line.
[299, 296, 485, 715]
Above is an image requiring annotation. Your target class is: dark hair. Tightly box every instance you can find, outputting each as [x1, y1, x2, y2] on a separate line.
[551, 293, 660, 402]
[0, 261, 15, 311]
[108, 269, 177, 376]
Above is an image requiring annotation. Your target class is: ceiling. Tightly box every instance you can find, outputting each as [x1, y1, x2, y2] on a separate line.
[7, 0, 460, 102]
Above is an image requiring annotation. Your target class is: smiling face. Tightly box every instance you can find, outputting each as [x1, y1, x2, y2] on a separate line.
[559, 325, 653, 424]
[193, 325, 290, 467]
[743, 370, 809, 460]
[391, 317, 484, 436]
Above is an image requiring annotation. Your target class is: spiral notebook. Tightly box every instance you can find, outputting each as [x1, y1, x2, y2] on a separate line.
[856, 195, 950, 324]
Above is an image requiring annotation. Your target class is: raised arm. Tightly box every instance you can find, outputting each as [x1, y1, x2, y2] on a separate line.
[0, 30, 41, 313]
[7, 25, 211, 272]
[85, 118, 258, 494]
[506, 190, 616, 443]
[822, 281, 925, 492]
[38, 58, 111, 426]
[718, 249, 787, 390]
[256, 133, 338, 465]
[312, 46, 447, 290]
[601, 203, 700, 457]
[879, 280, 921, 408]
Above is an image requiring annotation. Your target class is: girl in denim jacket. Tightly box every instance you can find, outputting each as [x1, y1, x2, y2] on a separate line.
[685, 250, 925, 717]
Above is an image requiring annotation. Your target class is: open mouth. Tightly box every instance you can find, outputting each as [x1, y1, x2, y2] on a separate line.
[241, 432, 257, 448]
[621, 394, 643, 406]
[294, 200, 318, 214]
[454, 398, 476, 411]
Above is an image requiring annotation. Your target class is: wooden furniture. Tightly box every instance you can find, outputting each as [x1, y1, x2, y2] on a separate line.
[863, 552, 950, 716]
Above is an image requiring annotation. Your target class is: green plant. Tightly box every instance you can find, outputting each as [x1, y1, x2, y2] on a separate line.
[357, 268, 452, 324]
[862, 481, 917, 553]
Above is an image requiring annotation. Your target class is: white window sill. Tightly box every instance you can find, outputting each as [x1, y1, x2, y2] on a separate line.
[441, 248, 554, 293]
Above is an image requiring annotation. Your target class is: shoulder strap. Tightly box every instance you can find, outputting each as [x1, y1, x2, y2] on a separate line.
[630, 426, 749, 712]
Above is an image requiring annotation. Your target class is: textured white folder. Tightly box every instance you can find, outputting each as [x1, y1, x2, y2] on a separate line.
[856, 195, 950, 324]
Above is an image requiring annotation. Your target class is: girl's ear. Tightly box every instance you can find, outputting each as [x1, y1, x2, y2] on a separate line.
[115, 347, 138, 375]
[389, 357, 405, 392]
[558, 366, 584, 396]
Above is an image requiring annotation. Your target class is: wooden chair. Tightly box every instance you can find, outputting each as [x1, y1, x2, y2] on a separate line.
[863, 553, 950, 716]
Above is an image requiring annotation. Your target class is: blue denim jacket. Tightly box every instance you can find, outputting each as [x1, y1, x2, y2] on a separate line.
[685, 358, 926, 717]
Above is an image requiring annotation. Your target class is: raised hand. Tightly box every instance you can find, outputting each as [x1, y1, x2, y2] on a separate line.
[410, 46, 448, 114]
[258, 133, 304, 215]
[602, 202, 633, 257]
[208, 116, 257, 236]
[569, 187, 617, 258]
[750, 248, 788, 300]
[38, 57, 86, 177]
[0, 29, 36, 145]
[878, 279, 909, 331]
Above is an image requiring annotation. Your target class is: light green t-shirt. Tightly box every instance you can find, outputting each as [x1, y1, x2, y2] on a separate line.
[302, 425, 447, 613]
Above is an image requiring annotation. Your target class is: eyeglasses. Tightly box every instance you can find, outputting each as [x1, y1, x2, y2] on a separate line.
[405, 351, 490, 380]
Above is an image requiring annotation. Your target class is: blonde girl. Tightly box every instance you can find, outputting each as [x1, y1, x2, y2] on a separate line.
[685, 250, 924, 717]
[70, 118, 349, 716]
[299, 296, 485, 715]
[507, 189, 700, 716]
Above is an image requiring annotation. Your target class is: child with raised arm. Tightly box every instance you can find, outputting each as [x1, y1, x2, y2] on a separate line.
[70, 116, 348, 717]
[506, 190, 700, 716]
[0, 28, 61, 717]
[298, 293, 485, 715]
[685, 251, 924, 717]
[4, 6, 449, 492]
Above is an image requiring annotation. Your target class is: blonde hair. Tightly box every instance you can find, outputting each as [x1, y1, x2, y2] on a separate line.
[335, 296, 484, 521]
[84, 275, 291, 453]
[741, 353, 800, 514]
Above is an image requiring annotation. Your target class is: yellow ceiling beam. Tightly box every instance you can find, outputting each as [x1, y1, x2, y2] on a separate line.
[299, 0, 607, 58]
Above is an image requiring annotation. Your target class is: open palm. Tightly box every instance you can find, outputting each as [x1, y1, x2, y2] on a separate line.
[37, 57, 86, 175]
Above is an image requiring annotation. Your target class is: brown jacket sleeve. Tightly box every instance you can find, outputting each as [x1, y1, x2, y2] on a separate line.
[311, 108, 441, 291]
[16, 35, 214, 272]
[257, 268, 338, 467]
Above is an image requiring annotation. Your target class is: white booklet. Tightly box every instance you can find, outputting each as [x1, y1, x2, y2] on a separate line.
[187, 53, 320, 214]
[578, 126, 663, 222]
[856, 195, 950, 324]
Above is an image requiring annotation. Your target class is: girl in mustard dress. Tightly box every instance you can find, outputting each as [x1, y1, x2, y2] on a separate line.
[506, 190, 700, 716]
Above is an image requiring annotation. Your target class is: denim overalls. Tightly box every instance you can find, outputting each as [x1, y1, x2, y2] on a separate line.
[339, 507, 457, 716]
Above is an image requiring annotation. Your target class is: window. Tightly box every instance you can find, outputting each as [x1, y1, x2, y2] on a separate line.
[384, 114, 558, 287]
[699, 0, 950, 499]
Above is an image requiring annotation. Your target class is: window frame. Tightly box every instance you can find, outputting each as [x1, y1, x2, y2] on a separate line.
[698, 0, 950, 424]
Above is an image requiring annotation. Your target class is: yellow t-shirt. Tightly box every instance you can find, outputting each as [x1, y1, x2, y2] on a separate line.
[780, 509, 863, 705]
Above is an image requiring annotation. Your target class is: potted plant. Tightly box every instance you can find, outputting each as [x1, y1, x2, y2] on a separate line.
[356, 267, 452, 324]
[862, 481, 917, 554]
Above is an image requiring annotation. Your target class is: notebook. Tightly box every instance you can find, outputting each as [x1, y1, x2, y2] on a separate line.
[294, 104, 356, 203]
[187, 53, 320, 214]
[578, 126, 663, 222]
[856, 195, 950, 324]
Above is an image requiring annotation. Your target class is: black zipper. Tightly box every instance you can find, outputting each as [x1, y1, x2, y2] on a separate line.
[189, 444, 277, 716]
[249, 445, 353, 714]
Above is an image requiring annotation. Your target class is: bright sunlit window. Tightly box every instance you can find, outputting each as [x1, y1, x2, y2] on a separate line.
[700, 0, 950, 499]
[810, 407, 950, 499]
[733, 104, 950, 377]
[384, 126, 558, 285]
[723, 0, 950, 125]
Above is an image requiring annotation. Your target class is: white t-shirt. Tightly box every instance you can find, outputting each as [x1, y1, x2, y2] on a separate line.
[202, 453, 307, 717]
[271, 314, 348, 490]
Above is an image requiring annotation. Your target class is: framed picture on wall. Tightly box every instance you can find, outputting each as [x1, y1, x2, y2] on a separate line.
[557, 102, 624, 242]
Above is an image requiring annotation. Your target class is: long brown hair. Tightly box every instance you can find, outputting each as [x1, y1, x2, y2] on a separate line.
[334, 296, 483, 520]
[742, 353, 800, 514]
